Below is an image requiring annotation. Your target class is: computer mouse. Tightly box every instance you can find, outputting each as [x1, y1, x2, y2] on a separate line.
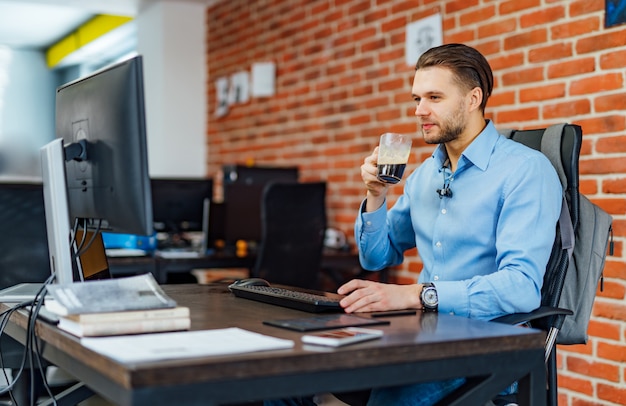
[228, 278, 271, 288]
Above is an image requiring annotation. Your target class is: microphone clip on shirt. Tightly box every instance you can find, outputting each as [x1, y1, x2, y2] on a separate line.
[436, 159, 453, 199]
[436, 187, 452, 198]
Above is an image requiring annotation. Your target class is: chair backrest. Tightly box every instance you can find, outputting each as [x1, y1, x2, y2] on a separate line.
[0, 182, 52, 288]
[501, 124, 582, 326]
[252, 182, 327, 289]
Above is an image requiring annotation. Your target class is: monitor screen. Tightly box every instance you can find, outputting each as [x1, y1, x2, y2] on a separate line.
[42, 55, 152, 284]
[151, 178, 213, 233]
[56, 55, 152, 236]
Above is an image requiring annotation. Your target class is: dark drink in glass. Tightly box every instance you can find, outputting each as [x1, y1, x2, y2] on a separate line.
[377, 163, 406, 184]
[376, 133, 411, 184]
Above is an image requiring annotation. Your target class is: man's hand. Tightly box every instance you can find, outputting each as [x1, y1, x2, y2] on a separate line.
[338, 279, 422, 313]
[361, 147, 389, 212]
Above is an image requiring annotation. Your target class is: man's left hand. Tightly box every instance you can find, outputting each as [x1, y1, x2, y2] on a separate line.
[337, 279, 422, 313]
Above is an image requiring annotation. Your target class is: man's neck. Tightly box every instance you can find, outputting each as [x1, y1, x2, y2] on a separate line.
[444, 116, 487, 171]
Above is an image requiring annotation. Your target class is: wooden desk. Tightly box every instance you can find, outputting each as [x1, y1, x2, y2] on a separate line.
[2, 284, 546, 406]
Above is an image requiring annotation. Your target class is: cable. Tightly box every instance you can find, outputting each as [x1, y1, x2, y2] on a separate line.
[0, 274, 57, 405]
[76, 219, 102, 258]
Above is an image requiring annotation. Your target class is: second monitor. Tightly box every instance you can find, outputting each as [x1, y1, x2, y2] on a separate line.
[151, 178, 214, 234]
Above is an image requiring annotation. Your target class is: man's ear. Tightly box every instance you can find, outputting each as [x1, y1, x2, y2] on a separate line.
[467, 87, 483, 113]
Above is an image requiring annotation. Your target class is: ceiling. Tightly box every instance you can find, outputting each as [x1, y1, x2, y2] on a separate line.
[0, 0, 212, 50]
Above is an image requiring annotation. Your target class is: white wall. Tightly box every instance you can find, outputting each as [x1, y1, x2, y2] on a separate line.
[137, 0, 207, 178]
[0, 47, 56, 179]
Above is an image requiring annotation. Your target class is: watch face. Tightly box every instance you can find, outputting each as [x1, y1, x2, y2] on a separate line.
[423, 287, 438, 306]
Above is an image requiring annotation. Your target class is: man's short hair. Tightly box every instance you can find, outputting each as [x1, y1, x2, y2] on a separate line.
[415, 43, 494, 112]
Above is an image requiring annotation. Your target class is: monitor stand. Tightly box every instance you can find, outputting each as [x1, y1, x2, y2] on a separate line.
[41, 138, 75, 285]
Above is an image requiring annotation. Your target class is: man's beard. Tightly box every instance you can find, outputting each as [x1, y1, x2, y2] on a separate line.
[422, 103, 467, 145]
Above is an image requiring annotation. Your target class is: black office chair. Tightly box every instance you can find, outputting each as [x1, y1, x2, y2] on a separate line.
[490, 124, 583, 406]
[252, 182, 327, 289]
[0, 182, 53, 404]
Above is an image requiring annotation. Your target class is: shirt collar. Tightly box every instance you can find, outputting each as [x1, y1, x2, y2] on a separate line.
[432, 120, 500, 172]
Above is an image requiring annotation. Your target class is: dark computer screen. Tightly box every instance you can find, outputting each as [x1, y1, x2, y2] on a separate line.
[151, 178, 213, 233]
[56, 55, 152, 236]
[222, 165, 298, 244]
[43, 55, 152, 283]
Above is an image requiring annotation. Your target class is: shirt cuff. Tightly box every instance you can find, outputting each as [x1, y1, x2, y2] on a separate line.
[359, 198, 387, 232]
[434, 280, 469, 317]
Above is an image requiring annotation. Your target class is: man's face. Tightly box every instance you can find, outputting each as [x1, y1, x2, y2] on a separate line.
[411, 67, 470, 145]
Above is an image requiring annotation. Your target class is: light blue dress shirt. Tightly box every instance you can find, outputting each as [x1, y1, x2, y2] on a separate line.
[355, 121, 562, 320]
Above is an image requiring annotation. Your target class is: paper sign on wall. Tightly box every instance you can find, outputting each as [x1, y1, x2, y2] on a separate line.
[251, 62, 276, 97]
[405, 14, 443, 67]
[215, 76, 229, 118]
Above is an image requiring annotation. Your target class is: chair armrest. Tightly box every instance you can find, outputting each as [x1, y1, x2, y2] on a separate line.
[491, 306, 573, 326]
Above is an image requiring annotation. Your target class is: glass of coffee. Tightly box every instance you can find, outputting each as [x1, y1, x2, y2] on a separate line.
[376, 132, 412, 184]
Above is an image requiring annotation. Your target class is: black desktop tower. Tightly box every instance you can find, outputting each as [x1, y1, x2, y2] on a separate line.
[222, 165, 299, 244]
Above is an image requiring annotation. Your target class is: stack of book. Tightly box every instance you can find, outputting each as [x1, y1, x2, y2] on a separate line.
[44, 273, 191, 337]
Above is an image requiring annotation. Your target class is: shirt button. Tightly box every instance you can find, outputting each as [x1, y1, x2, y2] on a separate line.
[441, 209, 447, 214]
[433, 275, 439, 281]
[366, 221, 371, 226]
[435, 241, 441, 247]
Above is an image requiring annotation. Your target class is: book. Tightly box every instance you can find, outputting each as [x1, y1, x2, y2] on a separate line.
[57, 315, 191, 337]
[61, 306, 190, 323]
[44, 273, 176, 316]
[301, 327, 384, 347]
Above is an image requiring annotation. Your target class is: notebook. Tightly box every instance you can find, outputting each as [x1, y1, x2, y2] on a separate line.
[0, 283, 46, 303]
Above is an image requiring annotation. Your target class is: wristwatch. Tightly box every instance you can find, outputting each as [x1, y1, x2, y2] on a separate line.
[420, 283, 438, 311]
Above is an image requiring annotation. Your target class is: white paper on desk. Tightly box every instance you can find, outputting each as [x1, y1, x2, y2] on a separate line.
[80, 328, 294, 363]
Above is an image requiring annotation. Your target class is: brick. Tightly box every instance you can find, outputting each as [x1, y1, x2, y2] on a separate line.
[504, 28, 548, 50]
[501, 67, 545, 86]
[520, 83, 566, 102]
[587, 319, 621, 340]
[570, 0, 605, 17]
[595, 93, 626, 113]
[548, 57, 595, 79]
[520, 5, 566, 28]
[600, 49, 626, 69]
[558, 374, 594, 397]
[495, 106, 540, 124]
[499, 0, 541, 15]
[489, 52, 524, 70]
[603, 175, 626, 192]
[577, 31, 626, 54]
[460, 5, 496, 26]
[594, 298, 626, 322]
[478, 18, 518, 39]
[543, 99, 591, 119]
[528, 43, 573, 63]
[597, 382, 626, 405]
[571, 73, 624, 95]
[567, 357, 620, 382]
[551, 16, 601, 39]
[575, 115, 626, 134]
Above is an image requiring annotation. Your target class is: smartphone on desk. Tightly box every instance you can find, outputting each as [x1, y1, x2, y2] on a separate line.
[301, 327, 383, 347]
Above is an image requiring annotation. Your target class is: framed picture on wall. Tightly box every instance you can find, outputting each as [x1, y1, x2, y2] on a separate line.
[605, 0, 626, 27]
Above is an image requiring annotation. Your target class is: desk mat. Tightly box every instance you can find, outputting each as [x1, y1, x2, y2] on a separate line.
[263, 313, 389, 332]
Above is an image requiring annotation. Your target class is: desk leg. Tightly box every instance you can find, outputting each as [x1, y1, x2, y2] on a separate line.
[516, 356, 546, 406]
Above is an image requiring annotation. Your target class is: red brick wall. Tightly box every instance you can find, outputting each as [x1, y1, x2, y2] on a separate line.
[207, 1, 626, 403]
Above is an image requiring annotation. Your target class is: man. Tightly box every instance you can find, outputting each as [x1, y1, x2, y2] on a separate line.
[266, 43, 562, 405]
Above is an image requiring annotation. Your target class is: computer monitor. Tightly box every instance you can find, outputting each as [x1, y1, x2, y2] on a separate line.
[41, 55, 152, 284]
[151, 178, 213, 234]
[222, 165, 298, 244]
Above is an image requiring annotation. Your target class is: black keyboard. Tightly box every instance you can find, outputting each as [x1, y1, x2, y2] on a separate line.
[228, 284, 344, 313]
